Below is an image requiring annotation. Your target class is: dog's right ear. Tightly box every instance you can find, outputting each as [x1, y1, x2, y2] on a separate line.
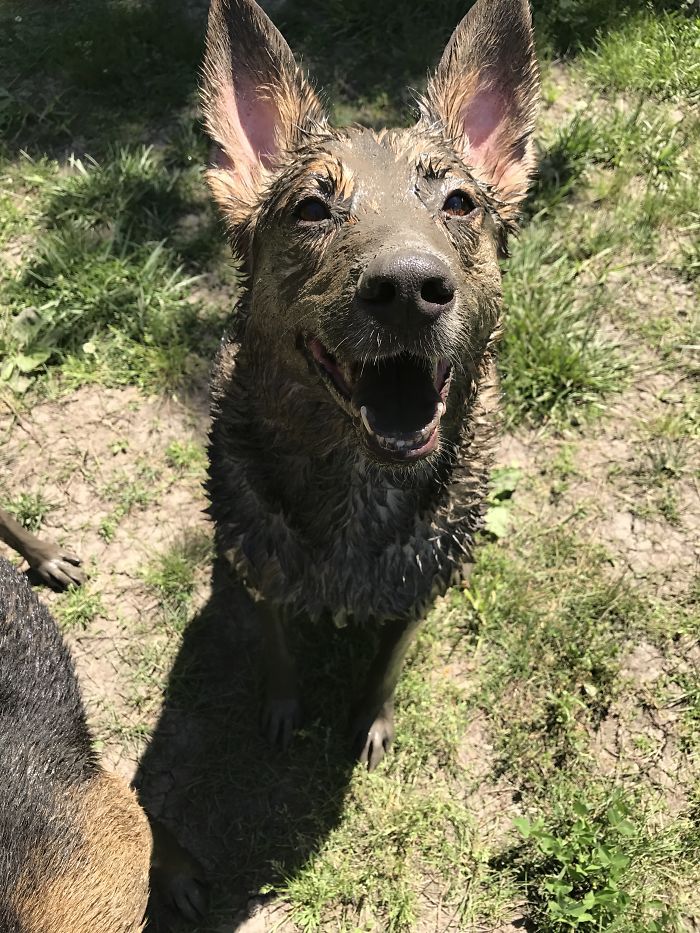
[202, 0, 325, 226]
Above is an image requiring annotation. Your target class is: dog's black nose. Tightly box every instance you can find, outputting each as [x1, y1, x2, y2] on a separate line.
[356, 250, 456, 329]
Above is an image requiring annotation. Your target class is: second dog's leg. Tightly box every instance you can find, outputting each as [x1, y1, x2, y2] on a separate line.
[0, 508, 84, 590]
[351, 616, 421, 771]
[259, 601, 301, 749]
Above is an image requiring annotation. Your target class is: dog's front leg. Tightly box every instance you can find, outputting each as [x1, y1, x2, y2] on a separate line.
[259, 600, 302, 749]
[352, 616, 422, 771]
[0, 508, 84, 589]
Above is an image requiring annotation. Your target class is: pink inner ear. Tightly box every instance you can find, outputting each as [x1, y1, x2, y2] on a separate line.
[220, 76, 280, 183]
[459, 83, 529, 197]
[460, 84, 505, 151]
[237, 77, 280, 167]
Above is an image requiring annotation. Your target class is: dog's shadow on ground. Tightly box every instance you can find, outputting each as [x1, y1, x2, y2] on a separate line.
[136, 557, 372, 931]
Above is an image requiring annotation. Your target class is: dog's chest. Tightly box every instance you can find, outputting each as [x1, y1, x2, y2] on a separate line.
[212, 444, 481, 622]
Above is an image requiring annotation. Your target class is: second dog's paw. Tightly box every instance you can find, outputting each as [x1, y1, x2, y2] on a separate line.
[260, 695, 302, 749]
[149, 819, 208, 924]
[33, 551, 84, 590]
[151, 865, 209, 923]
[351, 703, 395, 772]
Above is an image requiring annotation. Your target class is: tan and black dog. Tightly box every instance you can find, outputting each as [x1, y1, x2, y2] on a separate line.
[203, 0, 539, 769]
[0, 557, 149, 931]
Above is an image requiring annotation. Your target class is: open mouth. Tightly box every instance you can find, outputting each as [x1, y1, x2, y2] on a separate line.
[305, 336, 452, 463]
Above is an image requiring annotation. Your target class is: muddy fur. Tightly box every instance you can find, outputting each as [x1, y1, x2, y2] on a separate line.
[203, 0, 539, 762]
[205, 0, 538, 619]
[209, 333, 498, 624]
[0, 559, 150, 932]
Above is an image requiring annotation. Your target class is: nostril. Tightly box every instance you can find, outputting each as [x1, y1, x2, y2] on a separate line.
[361, 278, 396, 305]
[421, 277, 454, 306]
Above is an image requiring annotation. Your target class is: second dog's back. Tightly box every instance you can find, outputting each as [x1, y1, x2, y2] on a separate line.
[0, 559, 151, 933]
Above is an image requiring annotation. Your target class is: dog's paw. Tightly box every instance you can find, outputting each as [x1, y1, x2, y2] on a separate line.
[149, 819, 208, 925]
[151, 865, 208, 923]
[33, 552, 85, 590]
[351, 702, 395, 771]
[260, 695, 302, 749]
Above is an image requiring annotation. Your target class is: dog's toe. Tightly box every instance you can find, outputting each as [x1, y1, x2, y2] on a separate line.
[351, 703, 395, 771]
[260, 695, 302, 749]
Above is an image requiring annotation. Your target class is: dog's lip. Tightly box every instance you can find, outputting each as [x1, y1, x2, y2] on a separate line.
[303, 334, 452, 462]
[306, 336, 353, 398]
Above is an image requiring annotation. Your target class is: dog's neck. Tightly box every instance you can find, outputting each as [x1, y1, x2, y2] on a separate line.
[208, 321, 498, 619]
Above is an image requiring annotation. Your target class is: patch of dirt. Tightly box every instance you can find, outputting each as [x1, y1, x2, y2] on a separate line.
[496, 365, 700, 600]
[0, 384, 211, 782]
[458, 712, 521, 844]
[590, 640, 696, 816]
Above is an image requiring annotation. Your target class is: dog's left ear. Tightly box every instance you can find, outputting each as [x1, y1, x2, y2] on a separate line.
[420, 0, 539, 212]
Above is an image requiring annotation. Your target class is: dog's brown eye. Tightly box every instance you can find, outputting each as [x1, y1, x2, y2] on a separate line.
[297, 198, 331, 223]
[442, 191, 474, 217]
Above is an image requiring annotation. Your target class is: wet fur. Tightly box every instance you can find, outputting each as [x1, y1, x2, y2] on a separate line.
[203, 0, 538, 760]
[0, 559, 150, 932]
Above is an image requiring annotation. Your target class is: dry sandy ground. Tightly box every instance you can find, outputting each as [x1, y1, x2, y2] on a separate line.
[1, 346, 697, 930]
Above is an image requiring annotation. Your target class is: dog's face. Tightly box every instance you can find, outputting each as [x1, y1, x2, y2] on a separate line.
[203, 0, 539, 467]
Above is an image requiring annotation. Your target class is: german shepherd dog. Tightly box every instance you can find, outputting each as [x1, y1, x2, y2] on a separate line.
[203, 0, 539, 769]
[0, 558, 149, 932]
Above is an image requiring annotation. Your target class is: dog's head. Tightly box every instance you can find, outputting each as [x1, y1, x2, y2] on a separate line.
[203, 0, 539, 467]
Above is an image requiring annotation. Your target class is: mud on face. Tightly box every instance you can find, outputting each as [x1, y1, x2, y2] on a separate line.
[202, 0, 538, 466]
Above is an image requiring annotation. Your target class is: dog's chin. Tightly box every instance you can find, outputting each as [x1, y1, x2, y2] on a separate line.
[301, 334, 453, 467]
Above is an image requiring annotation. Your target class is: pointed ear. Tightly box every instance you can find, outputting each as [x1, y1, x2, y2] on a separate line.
[421, 0, 539, 211]
[202, 0, 325, 223]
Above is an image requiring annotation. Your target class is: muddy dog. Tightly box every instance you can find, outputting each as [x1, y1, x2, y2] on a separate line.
[0, 557, 149, 931]
[0, 507, 84, 589]
[203, 0, 539, 769]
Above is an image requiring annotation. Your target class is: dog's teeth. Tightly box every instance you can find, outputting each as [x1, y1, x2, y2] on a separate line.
[437, 402, 445, 418]
[360, 406, 372, 435]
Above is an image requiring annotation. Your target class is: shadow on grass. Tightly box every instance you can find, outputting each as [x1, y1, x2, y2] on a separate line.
[135, 557, 375, 930]
[1, 0, 688, 159]
[0, 0, 206, 159]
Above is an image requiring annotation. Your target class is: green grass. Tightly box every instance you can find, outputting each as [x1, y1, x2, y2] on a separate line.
[1, 2, 699, 930]
[281, 781, 495, 931]
[1, 491, 55, 533]
[143, 531, 212, 629]
[165, 439, 207, 475]
[0, 146, 228, 394]
[54, 584, 105, 631]
[99, 468, 160, 542]
[510, 789, 697, 931]
[582, 10, 700, 101]
[500, 226, 624, 426]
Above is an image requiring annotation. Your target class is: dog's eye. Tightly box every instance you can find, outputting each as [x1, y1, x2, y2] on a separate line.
[297, 198, 331, 223]
[442, 191, 474, 217]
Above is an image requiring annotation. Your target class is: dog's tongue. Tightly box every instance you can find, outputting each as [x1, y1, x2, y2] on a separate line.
[352, 354, 440, 436]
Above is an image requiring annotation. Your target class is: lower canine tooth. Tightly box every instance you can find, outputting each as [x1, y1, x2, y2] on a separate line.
[360, 405, 372, 434]
[437, 401, 445, 417]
